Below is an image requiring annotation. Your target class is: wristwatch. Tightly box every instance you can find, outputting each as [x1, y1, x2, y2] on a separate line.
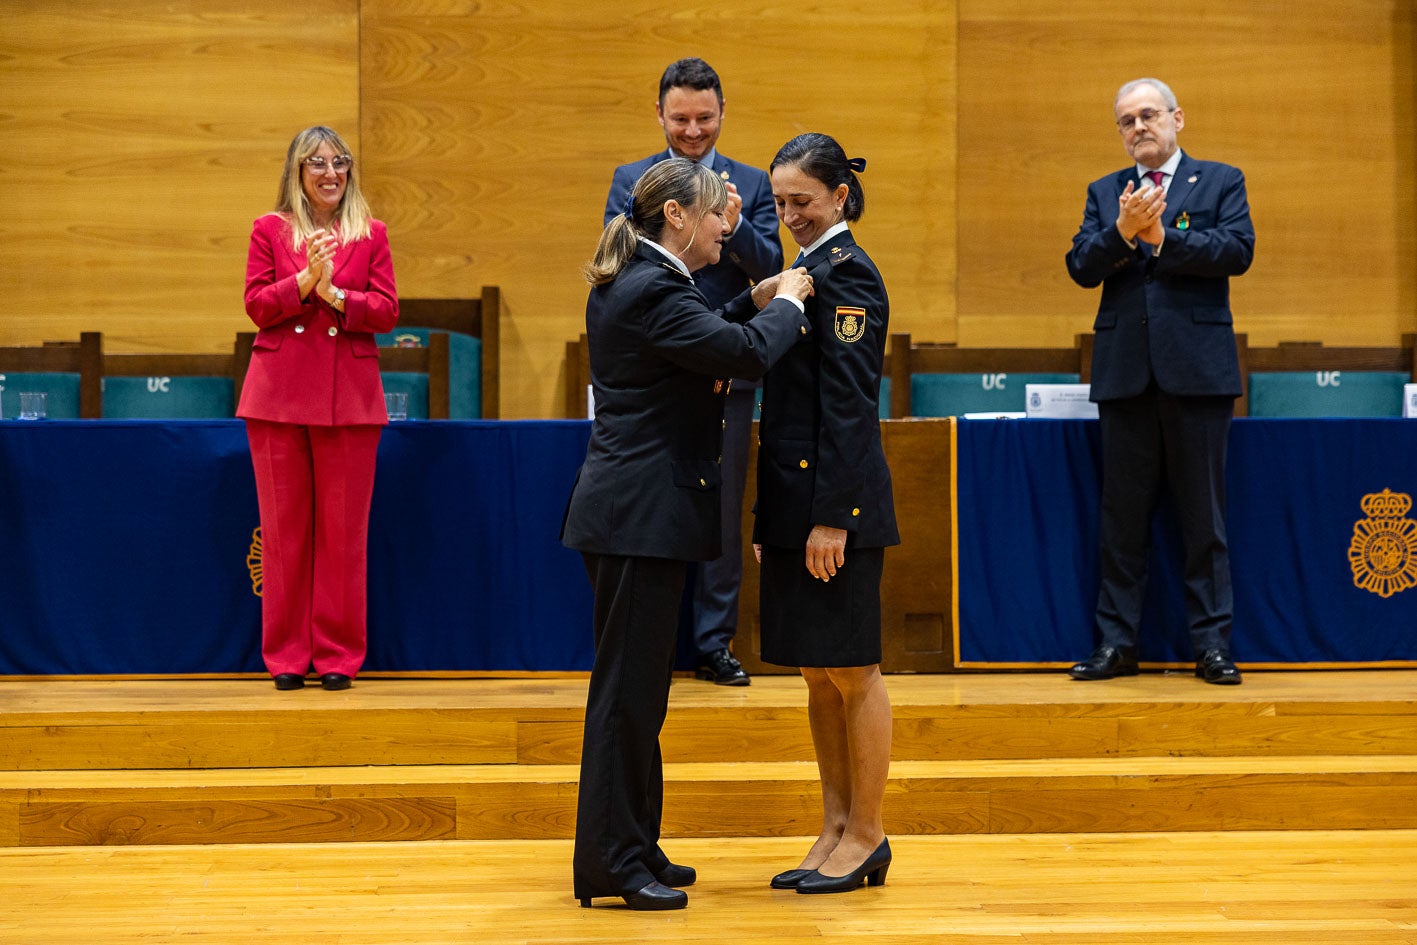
[332, 287, 346, 307]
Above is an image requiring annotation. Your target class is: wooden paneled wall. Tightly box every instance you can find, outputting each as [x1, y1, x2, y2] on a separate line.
[358, 0, 956, 416]
[0, 0, 359, 352]
[1, 1, 1412, 416]
[958, 0, 1417, 347]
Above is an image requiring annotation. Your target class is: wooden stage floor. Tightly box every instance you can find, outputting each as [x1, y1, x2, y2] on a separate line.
[1, 671, 1415, 942]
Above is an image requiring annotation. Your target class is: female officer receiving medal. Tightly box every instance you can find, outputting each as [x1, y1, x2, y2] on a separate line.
[754, 133, 899, 895]
[561, 158, 813, 911]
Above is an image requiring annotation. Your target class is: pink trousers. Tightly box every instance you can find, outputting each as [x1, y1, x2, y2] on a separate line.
[245, 419, 382, 678]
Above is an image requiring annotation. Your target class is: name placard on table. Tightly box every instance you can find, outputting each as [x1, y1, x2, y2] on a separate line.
[1025, 383, 1099, 419]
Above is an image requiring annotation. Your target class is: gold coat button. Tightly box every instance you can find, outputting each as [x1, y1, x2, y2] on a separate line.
[327, 326, 338, 337]
[852, 508, 861, 517]
[799, 460, 809, 469]
[699, 477, 707, 487]
[294, 325, 305, 334]
[799, 325, 808, 335]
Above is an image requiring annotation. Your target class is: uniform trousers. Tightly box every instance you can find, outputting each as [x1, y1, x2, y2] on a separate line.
[574, 552, 684, 897]
[1095, 385, 1234, 655]
[245, 419, 382, 678]
[688, 384, 755, 655]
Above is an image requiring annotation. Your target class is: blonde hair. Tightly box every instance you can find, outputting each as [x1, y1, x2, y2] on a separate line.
[583, 159, 728, 286]
[274, 125, 373, 251]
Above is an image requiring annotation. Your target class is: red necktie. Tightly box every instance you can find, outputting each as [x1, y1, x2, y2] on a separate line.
[1146, 170, 1165, 190]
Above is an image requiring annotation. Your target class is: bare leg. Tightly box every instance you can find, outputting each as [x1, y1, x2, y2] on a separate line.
[795, 666, 850, 870]
[814, 664, 891, 876]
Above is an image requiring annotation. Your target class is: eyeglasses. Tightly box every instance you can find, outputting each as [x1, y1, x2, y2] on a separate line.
[1116, 108, 1174, 131]
[303, 155, 352, 173]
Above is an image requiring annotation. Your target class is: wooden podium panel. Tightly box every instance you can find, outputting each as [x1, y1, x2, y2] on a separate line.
[736, 418, 956, 675]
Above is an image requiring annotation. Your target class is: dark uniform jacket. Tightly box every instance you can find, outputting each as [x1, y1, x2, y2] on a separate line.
[1065, 152, 1255, 401]
[753, 230, 899, 550]
[561, 244, 810, 561]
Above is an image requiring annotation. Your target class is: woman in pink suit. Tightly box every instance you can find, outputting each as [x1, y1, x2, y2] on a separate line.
[239, 125, 399, 691]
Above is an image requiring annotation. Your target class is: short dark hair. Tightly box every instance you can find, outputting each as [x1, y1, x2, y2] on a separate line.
[658, 58, 723, 106]
[770, 133, 866, 222]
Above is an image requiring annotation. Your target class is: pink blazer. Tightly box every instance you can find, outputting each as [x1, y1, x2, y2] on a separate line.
[237, 212, 400, 426]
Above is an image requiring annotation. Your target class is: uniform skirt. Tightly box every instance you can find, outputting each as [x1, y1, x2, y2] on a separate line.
[758, 545, 884, 668]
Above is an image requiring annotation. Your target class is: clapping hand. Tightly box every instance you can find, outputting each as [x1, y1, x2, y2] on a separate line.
[1116, 180, 1166, 245]
[724, 182, 743, 235]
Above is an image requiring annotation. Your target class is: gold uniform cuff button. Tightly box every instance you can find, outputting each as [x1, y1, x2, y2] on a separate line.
[852, 508, 861, 517]
[699, 477, 707, 487]
[799, 460, 809, 469]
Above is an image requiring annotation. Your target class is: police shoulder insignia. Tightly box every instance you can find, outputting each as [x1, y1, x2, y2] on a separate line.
[1349, 489, 1417, 598]
[834, 306, 867, 343]
[829, 247, 854, 266]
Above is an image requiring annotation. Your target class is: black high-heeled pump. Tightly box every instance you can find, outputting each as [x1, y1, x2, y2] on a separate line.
[795, 838, 891, 894]
[577, 880, 687, 910]
[769, 867, 814, 889]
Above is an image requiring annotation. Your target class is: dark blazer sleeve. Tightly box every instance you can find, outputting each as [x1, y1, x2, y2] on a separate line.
[1065, 175, 1141, 289]
[640, 275, 808, 381]
[721, 162, 784, 282]
[809, 258, 888, 530]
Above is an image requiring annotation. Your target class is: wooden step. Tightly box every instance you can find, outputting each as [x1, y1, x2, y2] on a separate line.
[5, 755, 1416, 846]
[3, 673, 1416, 770]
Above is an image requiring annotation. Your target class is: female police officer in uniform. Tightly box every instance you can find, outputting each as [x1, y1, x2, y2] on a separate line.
[754, 133, 898, 895]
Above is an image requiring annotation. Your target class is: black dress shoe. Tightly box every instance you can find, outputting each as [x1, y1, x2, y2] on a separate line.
[695, 648, 750, 686]
[769, 868, 814, 889]
[320, 673, 352, 691]
[273, 673, 304, 690]
[1196, 649, 1242, 685]
[578, 881, 687, 911]
[654, 863, 696, 887]
[1068, 645, 1139, 680]
[796, 838, 892, 894]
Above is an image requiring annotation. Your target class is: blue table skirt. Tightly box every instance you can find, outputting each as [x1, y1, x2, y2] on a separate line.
[4, 418, 1415, 674]
[0, 420, 595, 674]
[956, 418, 1417, 666]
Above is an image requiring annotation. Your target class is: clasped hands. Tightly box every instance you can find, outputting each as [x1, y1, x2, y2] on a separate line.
[751, 267, 815, 309]
[1116, 180, 1166, 246]
[301, 228, 341, 305]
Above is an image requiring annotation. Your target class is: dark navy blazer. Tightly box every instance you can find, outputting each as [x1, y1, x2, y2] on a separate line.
[1065, 152, 1255, 401]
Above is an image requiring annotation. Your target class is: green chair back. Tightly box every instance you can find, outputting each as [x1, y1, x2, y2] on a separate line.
[1248, 371, 1406, 418]
[102, 376, 234, 418]
[0, 372, 82, 419]
[375, 328, 482, 418]
[911, 372, 1079, 417]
